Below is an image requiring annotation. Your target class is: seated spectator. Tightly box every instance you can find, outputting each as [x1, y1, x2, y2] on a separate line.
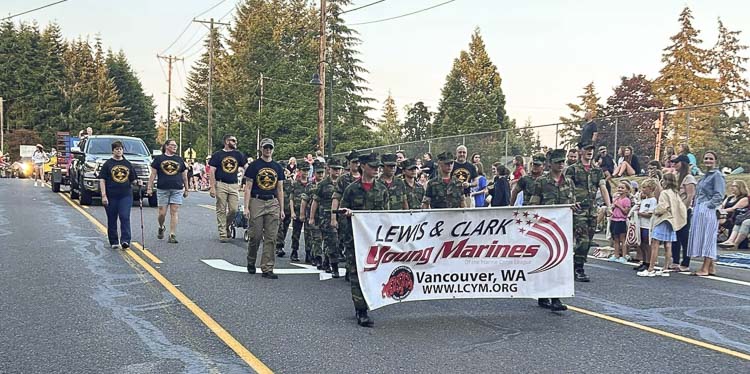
[612, 146, 641, 177]
[717, 180, 749, 238]
[678, 143, 699, 176]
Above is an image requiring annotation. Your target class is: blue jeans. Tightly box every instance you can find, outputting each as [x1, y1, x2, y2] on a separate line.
[105, 194, 133, 245]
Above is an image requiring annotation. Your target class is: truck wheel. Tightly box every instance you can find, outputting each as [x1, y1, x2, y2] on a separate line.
[70, 182, 79, 199]
[79, 188, 93, 206]
[148, 193, 158, 207]
[52, 181, 61, 192]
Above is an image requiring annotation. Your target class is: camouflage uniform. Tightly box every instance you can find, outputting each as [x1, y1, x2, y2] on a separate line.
[289, 169, 310, 259]
[381, 153, 408, 210]
[565, 158, 606, 267]
[312, 167, 342, 266]
[333, 151, 361, 273]
[516, 153, 546, 206]
[528, 148, 573, 311]
[303, 163, 325, 264]
[276, 178, 293, 255]
[401, 158, 425, 209]
[341, 154, 389, 312]
[423, 177, 463, 209]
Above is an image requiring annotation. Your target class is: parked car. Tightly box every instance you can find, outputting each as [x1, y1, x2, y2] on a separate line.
[69, 135, 157, 206]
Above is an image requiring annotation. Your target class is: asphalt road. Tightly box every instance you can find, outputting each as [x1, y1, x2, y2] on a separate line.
[2, 177, 749, 373]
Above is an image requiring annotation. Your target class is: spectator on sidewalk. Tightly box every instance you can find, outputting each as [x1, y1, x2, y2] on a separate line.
[608, 181, 633, 264]
[470, 162, 488, 207]
[565, 149, 578, 167]
[452, 145, 478, 208]
[687, 151, 725, 276]
[489, 163, 511, 207]
[638, 173, 687, 277]
[633, 178, 658, 272]
[678, 143, 699, 176]
[670, 155, 696, 271]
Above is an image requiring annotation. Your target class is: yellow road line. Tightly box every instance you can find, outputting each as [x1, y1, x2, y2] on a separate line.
[568, 305, 750, 361]
[57, 192, 162, 264]
[57, 191, 273, 372]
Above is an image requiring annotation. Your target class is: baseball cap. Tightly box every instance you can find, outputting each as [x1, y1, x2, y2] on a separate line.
[436, 151, 454, 162]
[327, 158, 344, 169]
[345, 150, 359, 161]
[577, 141, 595, 150]
[381, 153, 398, 166]
[598, 146, 607, 152]
[401, 158, 419, 170]
[358, 152, 381, 167]
[549, 149, 567, 163]
[532, 153, 546, 165]
[673, 154, 690, 164]
[260, 138, 274, 148]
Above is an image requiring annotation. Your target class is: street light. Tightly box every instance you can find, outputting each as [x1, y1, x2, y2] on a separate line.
[310, 62, 335, 156]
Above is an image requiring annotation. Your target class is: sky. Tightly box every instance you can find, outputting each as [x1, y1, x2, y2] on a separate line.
[4, 0, 750, 148]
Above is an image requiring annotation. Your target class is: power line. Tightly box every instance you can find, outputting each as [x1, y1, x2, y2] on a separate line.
[178, 6, 235, 59]
[160, 0, 227, 55]
[340, 0, 386, 14]
[1, 0, 68, 21]
[350, 0, 457, 26]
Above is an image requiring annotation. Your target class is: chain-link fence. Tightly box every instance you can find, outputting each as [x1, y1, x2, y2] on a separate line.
[331, 100, 749, 170]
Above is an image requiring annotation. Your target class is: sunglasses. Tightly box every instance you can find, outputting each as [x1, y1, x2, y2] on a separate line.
[228, 139, 237, 142]
[262, 145, 273, 150]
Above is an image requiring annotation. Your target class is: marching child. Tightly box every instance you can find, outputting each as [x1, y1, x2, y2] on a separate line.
[609, 180, 633, 263]
[638, 173, 687, 277]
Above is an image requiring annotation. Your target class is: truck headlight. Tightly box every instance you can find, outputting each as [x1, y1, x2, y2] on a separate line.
[83, 161, 97, 172]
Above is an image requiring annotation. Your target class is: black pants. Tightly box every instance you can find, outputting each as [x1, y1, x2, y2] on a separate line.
[671, 209, 692, 267]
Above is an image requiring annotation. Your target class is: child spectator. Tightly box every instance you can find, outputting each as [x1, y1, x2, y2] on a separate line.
[609, 180, 633, 263]
[638, 173, 687, 277]
[471, 162, 488, 207]
[634, 179, 658, 272]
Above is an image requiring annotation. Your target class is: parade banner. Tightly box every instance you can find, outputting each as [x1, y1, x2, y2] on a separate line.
[351, 206, 574, 310]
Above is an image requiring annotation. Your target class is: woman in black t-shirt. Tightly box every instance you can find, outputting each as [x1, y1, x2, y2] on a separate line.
[99, 141, 140, 249]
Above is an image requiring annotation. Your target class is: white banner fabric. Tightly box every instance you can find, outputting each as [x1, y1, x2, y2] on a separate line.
[351, 206, 574, 310]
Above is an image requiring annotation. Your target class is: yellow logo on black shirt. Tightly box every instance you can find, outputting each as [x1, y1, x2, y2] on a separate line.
[111, 165, 130, 183]
[453, 167, 470, 183]
[256, 167, 278, 191]
[160, 160, 181, 176]
[221, 156, 238, 174]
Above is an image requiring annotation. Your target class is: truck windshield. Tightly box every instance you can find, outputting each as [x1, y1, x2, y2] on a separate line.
[87, 138, 149, 156]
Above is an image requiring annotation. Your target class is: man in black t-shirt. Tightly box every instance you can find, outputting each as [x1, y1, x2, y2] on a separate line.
[451, 145, 478, 208]
[209, 134, 248, 242]
[147, 139, 188, 244]
[243, 138, 285, 279]
[99, 140, 140, 250]
[580, 111, 598, 146]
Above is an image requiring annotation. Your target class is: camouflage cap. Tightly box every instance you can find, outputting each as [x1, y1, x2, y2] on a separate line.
[345, 150, 360, 161]
[327, 158, 344, 169]
[401, 158, 419, 170]
[381, 153, 398, 166]
[577, 141, 595, 150]
[549, 149, 567, 163]
[313, 160, 326, 172]
[532, 153, 546, 165]
[358, 152, 381, 167]
[436, 151, 455, 163]
[298, 162, 311, 171]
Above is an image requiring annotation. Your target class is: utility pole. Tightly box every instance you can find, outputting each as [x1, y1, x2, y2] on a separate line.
[0, 97, 4, 155]
[156, 54, 183, 141]
[258, 73, 263, 159]
[316, 0, 327, 154]
[193, 17, 229, 157]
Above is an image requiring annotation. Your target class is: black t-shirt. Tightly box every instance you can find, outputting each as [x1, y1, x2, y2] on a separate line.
[99, 158, 137, 198]
[151, 154, 186, 190]
[581, 121, 597, 144]
[244, 158, 285, 197]
[597, 154, 615, 175]
[423, 160, 435, 179]
[451, 161, 477, 195]
[209, 150, 247, 184]
[491, 176, 511, 207]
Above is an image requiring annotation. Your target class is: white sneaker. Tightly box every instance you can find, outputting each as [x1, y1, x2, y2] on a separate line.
[656, 270, 670, 277]
[637, 269, 656, 277]
[111, 244, 121, 250]
[34, 182, 38, 187]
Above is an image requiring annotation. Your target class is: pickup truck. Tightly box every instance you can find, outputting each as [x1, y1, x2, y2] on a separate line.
[69, 135, 157, 206]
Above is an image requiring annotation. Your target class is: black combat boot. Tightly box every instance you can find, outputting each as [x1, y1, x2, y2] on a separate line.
[537, 298, 552, 309]
[276, 248, 286, 257]
[323, 257, 331, 273]
[355, 309, 373, 327]
[315, 256, 325, 270]
[290, 250, 300, 262]
[330, 262, 340, 279]
[574, 264, 590, 282]
[304, 251, 312, 264]
[550, 298, 567, 311]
